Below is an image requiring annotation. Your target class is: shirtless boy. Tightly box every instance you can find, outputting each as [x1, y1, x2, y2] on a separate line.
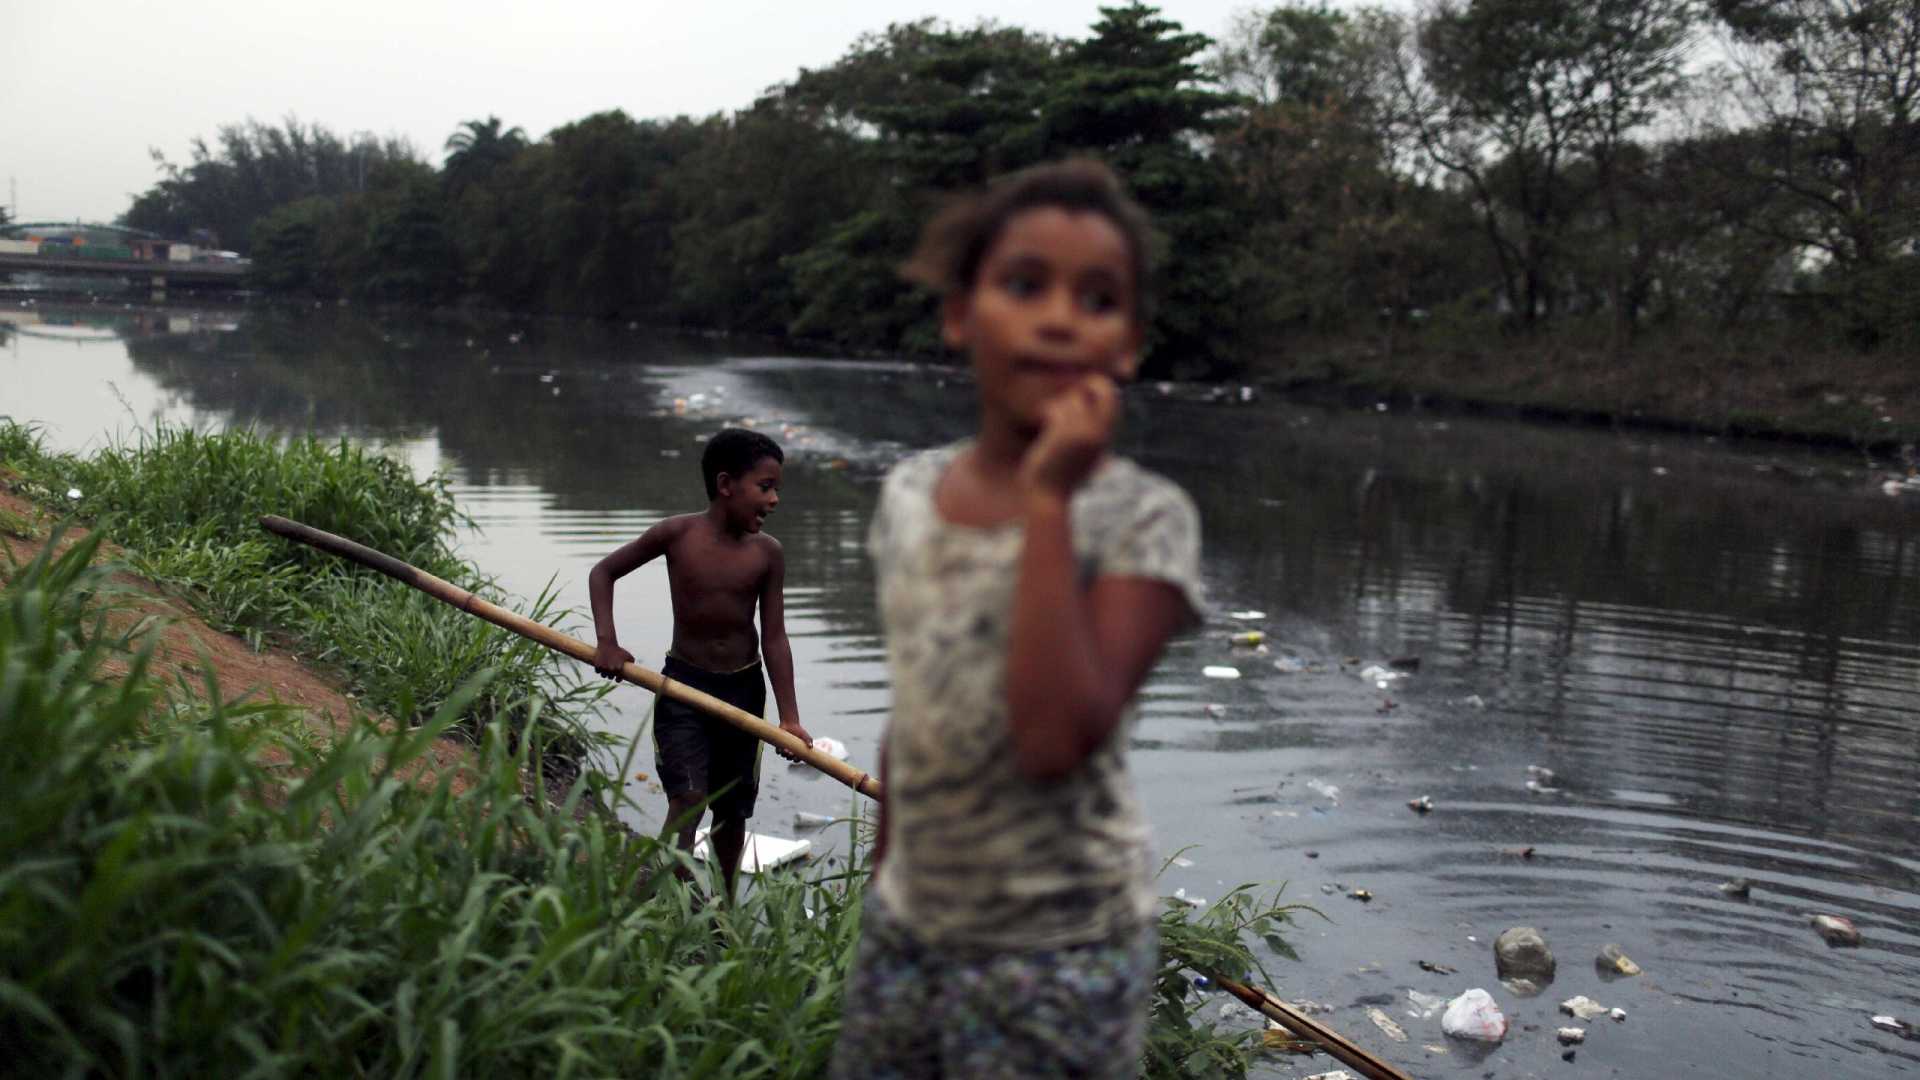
[589, 428, 811, 899]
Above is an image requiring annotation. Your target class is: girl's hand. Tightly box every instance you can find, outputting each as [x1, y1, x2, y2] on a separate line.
[1019, 374, 1119, 500]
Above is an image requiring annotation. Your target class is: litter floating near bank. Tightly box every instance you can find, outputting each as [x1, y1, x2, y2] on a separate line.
[692, 828, 811, 874]
[1202, 665, 1241, 679]
[1812, 913, 1861, 946]
[1441, 989, 1508, 1042]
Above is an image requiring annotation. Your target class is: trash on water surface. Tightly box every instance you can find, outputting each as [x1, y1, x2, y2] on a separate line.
[1306, 778, 1341, 804]
[1557, 1027, 1586, 1045]
[1524, 779, 1562, 795]
[1610, 1008, 1627, 1022]
[1204, 703, 1228, 718]
[1301, 1071, 1356, 1080]
[1408, 795, 1434, 814]
[1812, 914, 1861, 946]
[793, 811, 836, 830]
[1228, 609, 1266, 620]
[1461, 694, 1486, 708]
[1407, 990, 1450, 1019]
[1350, 888, 1374, 903]
[1417, 960, 1457, 975]
[1561, 995, 1609, 1021]
[1871, 1015, 1915, 1039]
[1273, 655, 1310, 674]
[691, 829, 810, 874]
[1526, 764, 1556, 783]
[1174, 887, 1207, 908]
[1202, 665, 1241, 679]
[1495, 927, 1557, 982]
[1596, 943, 1642, 976]
[1441, 989, 1508, 1042]
[1170, 856, 1195, 868]
[1357, 664, 1405, 689]
[1229, 630, 1266, 647]
[1367, 1007, 1409, 1042]
[1720, 877, 1753, 899]
[811, 736, 848, 760]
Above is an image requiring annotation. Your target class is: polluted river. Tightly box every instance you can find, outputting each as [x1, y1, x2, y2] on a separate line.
[5, 300, 1917, 1078]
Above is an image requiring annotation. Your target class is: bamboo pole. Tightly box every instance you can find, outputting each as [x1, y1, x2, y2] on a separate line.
[1215, 974, 1416, 1080]
[258, 515, 881, 800]
[262, 514, 1413, 1080]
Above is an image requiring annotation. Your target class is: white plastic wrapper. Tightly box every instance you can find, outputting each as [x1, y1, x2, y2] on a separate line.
[1441, 988, 1509, 1043]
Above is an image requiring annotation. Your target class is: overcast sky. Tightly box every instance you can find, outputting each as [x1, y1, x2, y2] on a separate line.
[1, 1, 1279, 225]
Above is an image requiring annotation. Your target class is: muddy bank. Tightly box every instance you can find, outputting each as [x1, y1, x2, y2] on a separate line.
[1249, 337, 1920, 454]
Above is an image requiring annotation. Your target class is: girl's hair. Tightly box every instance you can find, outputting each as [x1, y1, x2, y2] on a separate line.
[900, 158, 1156, 322]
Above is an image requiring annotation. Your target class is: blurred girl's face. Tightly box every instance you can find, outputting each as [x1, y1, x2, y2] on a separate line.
[942, 206, 1142, 434]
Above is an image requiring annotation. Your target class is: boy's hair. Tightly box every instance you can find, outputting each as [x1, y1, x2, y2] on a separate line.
[701, 428, 783, 500]
[900, 158, 1157, 323]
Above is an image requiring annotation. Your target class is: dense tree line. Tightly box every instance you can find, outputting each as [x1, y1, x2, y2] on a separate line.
[121, 1, 1920, 375]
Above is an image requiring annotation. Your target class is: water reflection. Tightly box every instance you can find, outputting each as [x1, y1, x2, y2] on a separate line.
[4, 303, 1914, 1077]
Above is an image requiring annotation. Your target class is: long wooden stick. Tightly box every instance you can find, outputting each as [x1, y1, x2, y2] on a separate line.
[259, 514, 882, 800]
[1216, 974, 1415, 1080]
[262, 515, 1410, 1079]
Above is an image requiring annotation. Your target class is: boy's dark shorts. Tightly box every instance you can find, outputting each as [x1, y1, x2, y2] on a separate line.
[652, 655, 766, 822]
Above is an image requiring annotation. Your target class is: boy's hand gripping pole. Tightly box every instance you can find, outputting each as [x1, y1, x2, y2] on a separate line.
[258, 515, 882, 800]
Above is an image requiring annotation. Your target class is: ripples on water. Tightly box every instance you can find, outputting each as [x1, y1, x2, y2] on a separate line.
[4, 304, 1916, 1077]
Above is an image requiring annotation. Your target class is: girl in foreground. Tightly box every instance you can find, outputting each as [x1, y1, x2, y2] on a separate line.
[832, 160, 1204, 1078]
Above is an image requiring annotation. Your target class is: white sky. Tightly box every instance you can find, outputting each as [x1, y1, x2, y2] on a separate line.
[1, 1, 1270, 225]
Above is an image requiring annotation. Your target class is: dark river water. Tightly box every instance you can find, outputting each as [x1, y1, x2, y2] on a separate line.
[5, 300, 1918, 1078]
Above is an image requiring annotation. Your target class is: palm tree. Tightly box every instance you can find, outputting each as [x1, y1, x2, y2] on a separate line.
[443, 116, 528, 191]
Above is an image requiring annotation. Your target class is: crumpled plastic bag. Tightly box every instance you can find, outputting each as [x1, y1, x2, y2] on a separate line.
[1441, 988, 1508, 1042]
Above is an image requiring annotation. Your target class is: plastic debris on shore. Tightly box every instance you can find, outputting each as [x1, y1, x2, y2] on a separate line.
[1440, 989, 1508, 1042]
[1202, 665, 1241, 679]
[1812, 914, 1861, 946]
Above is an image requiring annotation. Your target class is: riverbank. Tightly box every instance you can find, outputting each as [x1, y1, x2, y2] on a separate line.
[1247, 334, 1920, 454]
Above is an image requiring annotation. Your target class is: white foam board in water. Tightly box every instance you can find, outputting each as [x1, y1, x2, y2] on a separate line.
[691, 828, 813, 875]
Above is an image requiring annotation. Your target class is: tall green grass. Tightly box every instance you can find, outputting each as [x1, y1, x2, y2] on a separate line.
[2, 530, 1301, 1077]
[0, 420, 605, 753]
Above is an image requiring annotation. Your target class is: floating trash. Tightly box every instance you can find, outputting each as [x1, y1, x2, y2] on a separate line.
[1202, 665, 1241, 679]
[1203, 703, 1227, 718]
[1366, 1007, 1408, 1042]
[1871, 1015, 1913, 1039]
[1440, 989, 1508, 1042]
[1173, 887, 1206, 908]
[1273, 655, 1310, 674]
[1720, 877, 1753, 899]
[1811, 914, 1861, 947]
[1229, 630, 1265, 647]
[1305, 778, 1341, 803]
[1349, 888, 1374, 903]
[809, 736, 849, 761]
[1556, 1027, 1586, 1046]
[1407, 990, 1450, 1019]
[1596, 943, 1642, 976]
[1228, 609, 1266, 620]
[1561, 996, 1609, 1021]
[1417, 960, 1457, 975]
[793, 811, 836, 830]
[1408, 795, 1434, 814]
